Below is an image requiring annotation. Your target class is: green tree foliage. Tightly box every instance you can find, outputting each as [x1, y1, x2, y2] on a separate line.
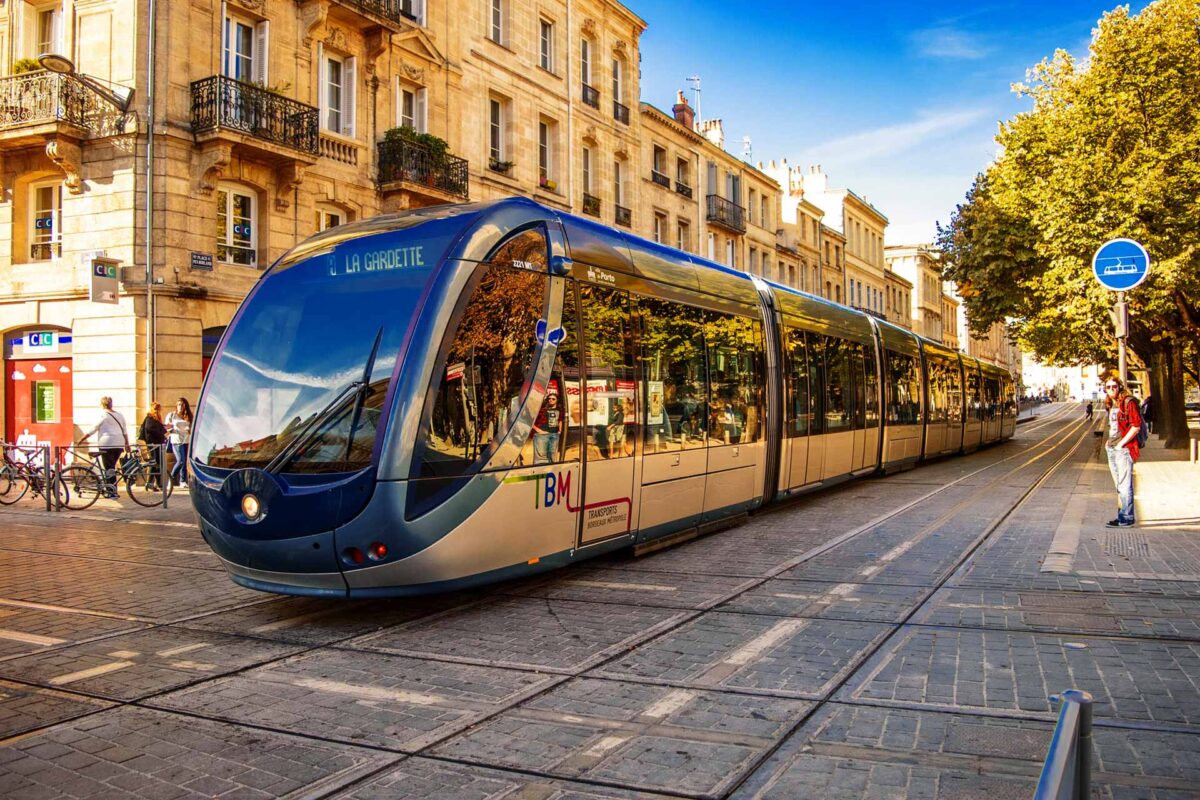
[938, 0, 1200, 446]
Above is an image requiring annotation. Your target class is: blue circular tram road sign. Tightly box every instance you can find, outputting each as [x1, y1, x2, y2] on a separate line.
[1092, 238, 1150, 291]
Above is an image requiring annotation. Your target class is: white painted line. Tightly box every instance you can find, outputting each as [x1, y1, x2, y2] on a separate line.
[583, 734, 630, 757]
[0, 598, 141, 622]
[772, 592, 818, 600]
[725, 619, 807, 666]
[827, 583, 859, 597]
[879, 540, 916, 562]
[858, 564, 880, 577]
[169, 661, 217, 671]
[642, 689, 694, 719]
[49, 660, 135, 685]
[291, 677, 446, 706]
[156, 643, 210, 657]
[0, 628, 66, 647]
[568, 579, 678, 592]
[250, 610, 340, 633]
[108, 650, 140, 659]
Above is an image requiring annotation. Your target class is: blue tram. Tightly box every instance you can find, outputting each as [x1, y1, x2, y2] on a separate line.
[190, 198, 1016, 597]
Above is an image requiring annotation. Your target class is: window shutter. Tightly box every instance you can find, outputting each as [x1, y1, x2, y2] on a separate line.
[343, 57, 356, 137]
[415, 87, 427, 134]
[316, 42, 326, 123]
[254, 20, 269, 84]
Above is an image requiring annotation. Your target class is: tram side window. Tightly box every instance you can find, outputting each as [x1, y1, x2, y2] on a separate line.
[966, 368, 982, 421]
[886, 351, 920, 424]
[524, 282, 582, 465]
[784, 327, 810, 437]
[927, 358, 948, 423]
[809, 335, 826, 434]
[582, 284, 636, 459]
[1001, 376, 1016, 417]
[637, 297, 707, 452]
[705, 312, 764, 445]
[946, 361, 964, 422]
[863, 344, 880, 426]
[416, 263, 548, 479]
[823, 336, 854, 433]
[849, 342, 866, 430]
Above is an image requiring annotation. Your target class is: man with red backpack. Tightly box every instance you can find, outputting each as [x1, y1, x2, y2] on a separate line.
[1102, 376, 1143, 528]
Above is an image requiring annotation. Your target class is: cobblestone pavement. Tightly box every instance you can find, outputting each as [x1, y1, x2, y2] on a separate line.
[2, 402, 1200, 798]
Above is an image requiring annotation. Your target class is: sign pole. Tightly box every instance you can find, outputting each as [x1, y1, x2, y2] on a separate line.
[1116, 291, 1127, 386]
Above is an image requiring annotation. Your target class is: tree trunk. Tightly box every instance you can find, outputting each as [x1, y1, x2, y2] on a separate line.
[1157, 340, 1191, 450]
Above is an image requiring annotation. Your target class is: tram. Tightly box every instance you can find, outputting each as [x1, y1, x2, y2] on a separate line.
[191, 197, 1016, 597]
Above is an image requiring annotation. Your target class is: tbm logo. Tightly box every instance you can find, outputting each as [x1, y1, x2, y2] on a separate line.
[534, 471, 573, 509]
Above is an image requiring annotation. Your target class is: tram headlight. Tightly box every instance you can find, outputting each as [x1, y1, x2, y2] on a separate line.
[241, 493, 262, 521]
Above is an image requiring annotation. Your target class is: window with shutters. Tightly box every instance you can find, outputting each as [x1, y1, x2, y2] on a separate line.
[398, 82, 426, 132]
[223, 15, 268, 84]
[321, 52, 356, 137]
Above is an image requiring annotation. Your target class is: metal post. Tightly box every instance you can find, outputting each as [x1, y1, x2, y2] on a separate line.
[1115, 292, 1128, 385]
[1071, 690, 1093, 800]
[160, 444, 168, 510]
[43, 445, 52, 512]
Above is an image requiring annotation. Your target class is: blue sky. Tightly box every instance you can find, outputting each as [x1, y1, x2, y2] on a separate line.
[633, 1, 1151, 244]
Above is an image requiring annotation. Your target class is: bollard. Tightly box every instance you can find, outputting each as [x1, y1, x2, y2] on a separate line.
[1192, 437, 1198, 465]
[1036, 689, 1094, 800]
[43, 445, 52, 512]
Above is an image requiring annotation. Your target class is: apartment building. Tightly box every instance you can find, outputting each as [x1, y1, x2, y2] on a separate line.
[885, 244, 943, 341]
[883, 268, 912, 330]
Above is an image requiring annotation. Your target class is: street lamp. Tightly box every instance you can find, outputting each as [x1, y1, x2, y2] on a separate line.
[37, 53, 134, 112]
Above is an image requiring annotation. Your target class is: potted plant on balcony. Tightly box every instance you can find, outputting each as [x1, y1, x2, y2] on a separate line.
[538, 176, 557, 192]
[383, 126, 452, 186]
[488, 158, 514, 175]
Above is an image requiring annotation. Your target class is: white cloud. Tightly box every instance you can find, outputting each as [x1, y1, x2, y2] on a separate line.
[911, 25, 993, 60]
[797, 108, 993, 167]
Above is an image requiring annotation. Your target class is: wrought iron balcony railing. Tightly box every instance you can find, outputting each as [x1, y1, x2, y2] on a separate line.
[706, 193, 746, 233]
[377, 137, 469, 199]
[650, 170, 670, 188]
[675, 181, 693, 199]
[582, 193, 600, 217]
[615, 204, 632, 227]
[329, 0, 421, 28]
[581, 83, 600, 109]
[613, 100, 629, 124]
[0, 71, 114, 135]
[191, 76, 319, 156]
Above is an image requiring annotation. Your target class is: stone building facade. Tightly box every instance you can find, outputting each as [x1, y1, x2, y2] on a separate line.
[885, 244, 943, 341]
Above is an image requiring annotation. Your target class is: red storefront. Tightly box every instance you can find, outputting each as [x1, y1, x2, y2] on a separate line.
[3, 327, 74, 450]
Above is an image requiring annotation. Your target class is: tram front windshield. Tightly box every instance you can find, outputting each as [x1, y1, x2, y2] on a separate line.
[194, 222, 457, 474]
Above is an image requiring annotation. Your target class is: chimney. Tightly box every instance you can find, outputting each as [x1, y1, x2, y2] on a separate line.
[672, 90, 694, 129]
[700, 118, 724, 149]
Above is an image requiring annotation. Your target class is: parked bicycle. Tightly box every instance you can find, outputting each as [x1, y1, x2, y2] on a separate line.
[0, 443, 68, 507]
[56, 443, 172, 509]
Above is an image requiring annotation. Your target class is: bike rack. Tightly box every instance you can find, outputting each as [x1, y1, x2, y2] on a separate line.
[1035, 689, 1094, 800]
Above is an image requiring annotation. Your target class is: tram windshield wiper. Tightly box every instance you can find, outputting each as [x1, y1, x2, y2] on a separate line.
[264, 326, 385, 475]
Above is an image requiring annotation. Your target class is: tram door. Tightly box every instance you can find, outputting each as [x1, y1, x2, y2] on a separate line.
[577, 284, 637, 547]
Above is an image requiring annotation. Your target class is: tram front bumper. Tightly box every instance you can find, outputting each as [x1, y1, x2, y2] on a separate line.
[198, 518, 348, 596]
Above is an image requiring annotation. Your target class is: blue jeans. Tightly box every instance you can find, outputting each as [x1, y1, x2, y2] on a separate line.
[1105, 445, 1135, 524]
[170, 442, 189, 484]
[532, 432, 559, 464]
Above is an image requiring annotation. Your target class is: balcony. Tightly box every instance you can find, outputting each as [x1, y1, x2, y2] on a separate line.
[377, 137, 469, 202]
[0, 71, 119, 147]
[615, 204, 631, 227]
[582, 193, 600, 217]
[675, 181, 693, 199]
[706, 194, 746, 234]
[581, 83, 600, 109]
[613, 100, 629, 125]
[304, 0, 422, 33]
[191, 76, 319, 157]
[650, 170, 670, 189]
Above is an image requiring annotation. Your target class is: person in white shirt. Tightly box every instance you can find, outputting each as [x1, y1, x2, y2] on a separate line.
[79, 397, 128, 497]
[165, 397, 193, 487]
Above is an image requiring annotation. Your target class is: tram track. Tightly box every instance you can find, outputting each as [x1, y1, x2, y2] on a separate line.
[0, 404, 1115, 800]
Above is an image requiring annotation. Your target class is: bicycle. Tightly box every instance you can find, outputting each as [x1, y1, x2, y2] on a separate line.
[57, 444, 172, 510]
[0, 444, 68, 508]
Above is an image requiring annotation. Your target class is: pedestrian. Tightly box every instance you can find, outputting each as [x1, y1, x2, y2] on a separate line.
[165, 397, 193, 488]
[138, 402, 167, 491]
[1085, 401, 1094, 421]
[78, 396, 129, 498]
[1140, 394, 1154, 435]
[531, 392, 562, 464]
[1102, 376, 1142, 528]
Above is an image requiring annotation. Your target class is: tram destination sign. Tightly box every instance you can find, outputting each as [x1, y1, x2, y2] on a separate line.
[1092, 238, 1150, 291]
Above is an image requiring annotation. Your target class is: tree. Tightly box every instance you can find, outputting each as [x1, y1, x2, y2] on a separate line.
[939, 0, 1200, 447]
